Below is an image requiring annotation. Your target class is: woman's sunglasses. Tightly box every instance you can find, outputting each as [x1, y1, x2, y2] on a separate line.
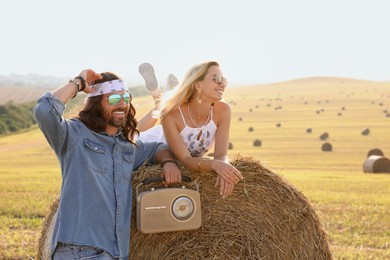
[213, 74, 228, 85]
[106, 92, 132, 106]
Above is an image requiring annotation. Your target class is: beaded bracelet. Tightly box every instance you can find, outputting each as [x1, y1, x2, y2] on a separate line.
[74, 76, 86, 92]
[160, 159, 177, 168]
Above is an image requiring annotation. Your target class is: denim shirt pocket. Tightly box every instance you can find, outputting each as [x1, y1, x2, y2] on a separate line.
[122, 151, 135, 181]
[83, 139, 108, 174]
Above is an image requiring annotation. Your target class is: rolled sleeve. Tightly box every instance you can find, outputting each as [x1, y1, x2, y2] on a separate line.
[33, 92, 75, 156]
[133, 140, 168, 169]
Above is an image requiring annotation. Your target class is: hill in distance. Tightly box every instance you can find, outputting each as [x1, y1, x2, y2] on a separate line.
[0, 74, 388, 105]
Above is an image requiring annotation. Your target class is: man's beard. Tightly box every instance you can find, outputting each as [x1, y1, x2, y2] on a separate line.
[105, 109, 128, 128]
[107, 116, 127, 128]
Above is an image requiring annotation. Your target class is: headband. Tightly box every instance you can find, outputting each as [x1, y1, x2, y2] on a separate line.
[87, 79, 128, 97]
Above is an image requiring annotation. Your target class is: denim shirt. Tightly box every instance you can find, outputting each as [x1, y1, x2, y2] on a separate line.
[34, 92, 167, 260]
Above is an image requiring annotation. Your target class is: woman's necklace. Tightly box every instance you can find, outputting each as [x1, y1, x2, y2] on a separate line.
[187, 104, 211, 128]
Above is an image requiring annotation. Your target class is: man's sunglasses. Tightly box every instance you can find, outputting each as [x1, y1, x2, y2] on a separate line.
[213, 74, 228, 85]
[106, 93, 132, 106]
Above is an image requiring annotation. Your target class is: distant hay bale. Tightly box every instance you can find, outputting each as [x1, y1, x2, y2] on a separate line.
[361, 128, 370, 136]
[37, 156, 332, 260]
[228, 142, 234, 150]
[363, 155, 390, 173]
[367, 148, 384, 157]
[306, 128, 312, 134]
[337, 112, 342, 116]
[319, 132, 329, 141]
[249, 108, 252, 112]
[341, 107, 346, 111]
[253, 139, 262, 147]
[276, 123, 281, 127]
[238, 117, 242, 122]
[248, 127, 254, 132]
[321, 143, 332, 152]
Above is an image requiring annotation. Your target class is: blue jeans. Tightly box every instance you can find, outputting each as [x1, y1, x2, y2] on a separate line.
[53, 243, 116, 260]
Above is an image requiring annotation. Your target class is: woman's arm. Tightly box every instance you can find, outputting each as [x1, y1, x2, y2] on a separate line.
[162, 105, 243, 197]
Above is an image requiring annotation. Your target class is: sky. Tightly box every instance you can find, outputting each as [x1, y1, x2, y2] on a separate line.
[1, 0, 389, 86]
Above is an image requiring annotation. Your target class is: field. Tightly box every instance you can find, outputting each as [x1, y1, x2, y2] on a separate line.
[0, 77, 389, 259]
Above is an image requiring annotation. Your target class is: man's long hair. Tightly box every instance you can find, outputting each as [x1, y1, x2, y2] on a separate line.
[77, 72, 139, 143]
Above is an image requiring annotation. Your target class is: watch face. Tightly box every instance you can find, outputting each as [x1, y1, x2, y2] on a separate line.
[172, 196, 194, 221]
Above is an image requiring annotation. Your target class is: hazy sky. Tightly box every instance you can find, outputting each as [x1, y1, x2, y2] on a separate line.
[1, 0, 389, 86]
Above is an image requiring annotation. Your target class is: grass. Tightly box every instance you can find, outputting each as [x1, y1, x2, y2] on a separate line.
[0, 77, 389, 259]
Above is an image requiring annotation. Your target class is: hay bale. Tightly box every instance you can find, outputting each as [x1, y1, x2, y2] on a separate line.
[37, 157, 332, 260]
[276, 123, 281, 128]
[36, 195, 60, 260]
[319, 132, 329, 141]
[248, 127, 254, 132]
[321, 143, 332, 152]
[361, 128, 370, 136]
[306, 128, 312, 134]
[238, 117, 242, 122]
[363, 155, 390, 173]
[367, 148, 384, 157]
[228, 142, 234, 150]
[253, 139, 262, 147]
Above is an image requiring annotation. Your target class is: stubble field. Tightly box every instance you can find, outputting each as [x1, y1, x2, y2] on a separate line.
[0, 77, 389, 259]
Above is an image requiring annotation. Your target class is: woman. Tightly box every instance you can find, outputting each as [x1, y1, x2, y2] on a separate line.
[139, 61, 243, 198]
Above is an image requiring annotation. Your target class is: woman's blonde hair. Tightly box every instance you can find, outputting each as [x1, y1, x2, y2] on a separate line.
[160, 61, 219, 120]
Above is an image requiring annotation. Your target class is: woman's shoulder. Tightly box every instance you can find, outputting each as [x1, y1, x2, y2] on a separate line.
[213, 100, 231, 113]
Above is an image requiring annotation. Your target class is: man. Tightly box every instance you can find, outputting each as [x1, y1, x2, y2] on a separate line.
[34, 69, 182, 259]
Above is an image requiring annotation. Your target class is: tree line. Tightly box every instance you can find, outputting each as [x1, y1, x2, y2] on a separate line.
[0, 101, 37, 135]
[0, 86, 149, 136]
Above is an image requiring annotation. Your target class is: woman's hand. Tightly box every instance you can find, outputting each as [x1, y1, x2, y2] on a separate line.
[212, 159, 243, 184]
[161, 161, 182, 186]
[211, 159, 243, 197]
[215, 175, 235, 198]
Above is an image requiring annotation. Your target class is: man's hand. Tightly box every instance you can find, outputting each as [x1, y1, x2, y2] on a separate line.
[161, 161, 182, 186]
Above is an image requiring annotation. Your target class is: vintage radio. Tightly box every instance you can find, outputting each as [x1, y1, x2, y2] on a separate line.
[136, 176, 201, 234]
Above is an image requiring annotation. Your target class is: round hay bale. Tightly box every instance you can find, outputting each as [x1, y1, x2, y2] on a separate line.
[361, 128, 370, 136]
[36, 195, 60, 260]
[337, 112, 342, 116]
[321, 143, 332, 152]
[36, 157, 332, 259]
[367, 148, 384, 157]
[253, 139, 262, 147]
[363, 155, 390, 173]
[238, 117, 242, 122]
[319, 132, 329, 141]
[276, 123, 281, 127]
[228, 142, 234, 150]
[306, 128, 312, 134]
[248, 127, 254, 132]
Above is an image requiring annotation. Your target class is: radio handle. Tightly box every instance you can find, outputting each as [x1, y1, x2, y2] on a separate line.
[142, 175, 192, 185]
